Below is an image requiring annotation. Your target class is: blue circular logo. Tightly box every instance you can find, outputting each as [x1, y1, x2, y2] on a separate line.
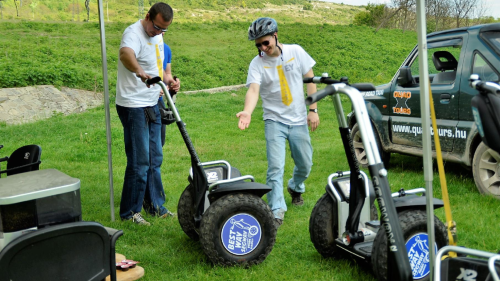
[221, 213, 262, 255]
[405, 233, 438, 279]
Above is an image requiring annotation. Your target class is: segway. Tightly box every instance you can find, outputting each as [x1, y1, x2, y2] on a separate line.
[431, 75, 500, 281]
[305, 75, 448, 280]
[147, 77, 276, 266]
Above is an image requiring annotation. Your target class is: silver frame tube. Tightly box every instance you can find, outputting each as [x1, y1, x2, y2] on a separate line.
[328, 84, 382, 165]
[435, 245, 500, 281]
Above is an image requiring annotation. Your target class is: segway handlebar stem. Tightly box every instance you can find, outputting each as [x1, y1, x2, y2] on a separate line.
[305, 75, 413, 281]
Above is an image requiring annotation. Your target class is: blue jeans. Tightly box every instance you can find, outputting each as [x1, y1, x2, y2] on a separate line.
[264, 120, 313, 220]
[116, 104, 168, 219]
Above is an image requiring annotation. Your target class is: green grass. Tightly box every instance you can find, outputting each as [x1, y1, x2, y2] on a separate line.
[0, 20, 416, 93]
[0, 0, 364, 25]
[1, 91, 499, 280]
[0, 6, 498, 280]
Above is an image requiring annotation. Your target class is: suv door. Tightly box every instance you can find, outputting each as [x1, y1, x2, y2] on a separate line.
[390, 37, 466, 152]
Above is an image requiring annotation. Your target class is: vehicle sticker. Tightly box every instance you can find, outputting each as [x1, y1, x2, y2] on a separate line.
[406, 233, 437, 279]
[221, 213, 262, 255]
[392, 124, 467, 139]
[393, 91, 412, 115]
[361, 90, 384, 97]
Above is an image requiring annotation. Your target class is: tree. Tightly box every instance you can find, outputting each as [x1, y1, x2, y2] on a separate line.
[138, 0, 144, 20]
[85, 0, 90, 21]
[30, 0, 38, 19]
[427, 0, 452, 32]
[13, 0, 19, 17]
[371, 0, 417, 32]
[451, 0, 479, 27]
[354, 3, 386, 27]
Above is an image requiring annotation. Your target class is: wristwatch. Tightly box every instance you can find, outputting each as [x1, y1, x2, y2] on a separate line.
[309, 108, 318, 113]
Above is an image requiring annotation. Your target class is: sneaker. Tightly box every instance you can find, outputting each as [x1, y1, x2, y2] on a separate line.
[125, 213, 151, 226]
[287, 187, 304, 206]
[275, 218, 283, 228]
[160, 210, 176, 218]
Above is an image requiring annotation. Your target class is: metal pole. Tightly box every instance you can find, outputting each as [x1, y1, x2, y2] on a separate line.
[97, 0, 115, 221]
[416, 0, 436, 277]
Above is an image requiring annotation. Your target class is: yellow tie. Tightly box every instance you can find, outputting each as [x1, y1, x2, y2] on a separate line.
[277, 65, 292, 106]
[155, 44, 163, 79]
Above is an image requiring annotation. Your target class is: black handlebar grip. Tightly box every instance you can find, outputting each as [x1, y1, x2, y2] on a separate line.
[146, 76, 162, 85]
[303, 77, 314, 83]
[169, 76, 178, 97]
[322, 77, 341, 84]
[350, 83, 376, 92]
[303, 77, 341, 84]
[305, 86, 336, 105]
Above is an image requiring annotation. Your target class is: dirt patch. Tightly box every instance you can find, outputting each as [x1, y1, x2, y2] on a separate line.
[0, 86, 103, 125]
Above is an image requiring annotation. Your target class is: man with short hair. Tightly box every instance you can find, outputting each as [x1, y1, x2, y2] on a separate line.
[116, 2, 176, 225]
[236, 17, 319, 228]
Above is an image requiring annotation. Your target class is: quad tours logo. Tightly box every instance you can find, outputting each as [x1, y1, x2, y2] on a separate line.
[393, 91, 412, 115]
[406, 233, 437, 279]
[221, 214, 262, 255]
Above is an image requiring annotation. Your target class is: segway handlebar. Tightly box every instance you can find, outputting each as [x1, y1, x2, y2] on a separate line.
[469, 74, 500, 95]
[303, 76, 341, 84]
[146, 76, 162, 86]
[305, 85, 337, 105]
[304, 75, 376, 105]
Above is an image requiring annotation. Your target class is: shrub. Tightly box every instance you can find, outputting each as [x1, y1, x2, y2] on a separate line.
[353, 3, 385, 27]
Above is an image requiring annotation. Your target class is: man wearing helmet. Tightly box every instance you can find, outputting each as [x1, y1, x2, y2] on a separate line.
[236, 17, 320, 227]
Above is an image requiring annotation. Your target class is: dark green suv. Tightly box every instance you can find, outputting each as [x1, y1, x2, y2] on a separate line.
[348, 23, 500, 198]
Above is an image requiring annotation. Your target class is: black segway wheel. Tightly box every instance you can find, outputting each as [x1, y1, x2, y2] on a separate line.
[309, 192, 341, 258]
[177, 184, 200, 241]
[199, 193, 276, 266]
[371, 209, 448, 281]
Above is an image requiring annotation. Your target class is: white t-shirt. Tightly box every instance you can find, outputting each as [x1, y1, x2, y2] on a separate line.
[116, 20, 164, 108]
[246, 44, 315, 126]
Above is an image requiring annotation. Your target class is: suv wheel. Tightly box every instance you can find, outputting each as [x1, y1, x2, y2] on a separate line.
[472, 142, 500, 199]
[351, 123, 390, 168]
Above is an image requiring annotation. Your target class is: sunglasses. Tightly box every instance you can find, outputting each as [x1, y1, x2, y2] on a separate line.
[151, 19, 168, 32]
[255, 40, 270, 48]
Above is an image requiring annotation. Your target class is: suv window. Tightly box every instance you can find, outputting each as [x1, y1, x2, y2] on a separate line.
[409, 46, 462, 85]
[472, 52, 499, 82]
[481, 31, 500, 55]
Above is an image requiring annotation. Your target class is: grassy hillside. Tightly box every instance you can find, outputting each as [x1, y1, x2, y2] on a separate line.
[0, 0, 364, 25]
[0, 20, 416, 94]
